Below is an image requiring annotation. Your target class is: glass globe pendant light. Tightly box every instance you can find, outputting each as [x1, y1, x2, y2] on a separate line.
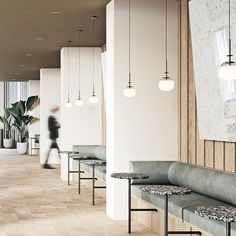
[158, 0, 175, 91]
[89, 16, 98, 104]
[123, 0, 136, 98]
[75, 29, 84, 106]
[219, 0, 236, 80]
[65, 40, 72, 108]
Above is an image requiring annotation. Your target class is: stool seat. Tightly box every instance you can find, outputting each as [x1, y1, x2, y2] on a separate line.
[142, 185, 191, 196]
[195, 206, 236, 223]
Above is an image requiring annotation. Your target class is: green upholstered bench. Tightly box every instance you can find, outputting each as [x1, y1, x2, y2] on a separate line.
[130, 161, 236, 235]
[72, 145, 106, 181]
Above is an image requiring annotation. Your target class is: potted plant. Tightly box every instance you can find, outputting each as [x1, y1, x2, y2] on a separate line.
[8, 95, 38, 154]
[0, 108, 14, 148]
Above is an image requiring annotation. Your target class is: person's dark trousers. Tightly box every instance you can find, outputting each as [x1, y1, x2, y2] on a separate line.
[45, 139, 60, 164]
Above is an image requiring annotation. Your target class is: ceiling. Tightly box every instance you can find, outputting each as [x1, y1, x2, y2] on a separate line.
[0, 0, 110, 81]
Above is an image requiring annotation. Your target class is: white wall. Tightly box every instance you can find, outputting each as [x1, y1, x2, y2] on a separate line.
[28, 80, 40, 138]
[40, 69, 61, 164]
[106, 0, 178, 220]
[60, 47, 103, 180]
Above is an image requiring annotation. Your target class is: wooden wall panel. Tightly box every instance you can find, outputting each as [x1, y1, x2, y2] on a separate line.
[178, 0, 236, 173]
[179, 0, 189, 163]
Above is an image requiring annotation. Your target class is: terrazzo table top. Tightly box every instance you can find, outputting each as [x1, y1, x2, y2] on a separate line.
[111, 173, 149, 180]
[142, 185, 191, 196]
[84, 160, 106, 166]
[195, 206, 236, 223]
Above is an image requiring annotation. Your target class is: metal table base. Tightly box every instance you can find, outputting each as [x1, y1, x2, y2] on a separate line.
[128, 179, 157, 234]
[164, 194, 202, 236]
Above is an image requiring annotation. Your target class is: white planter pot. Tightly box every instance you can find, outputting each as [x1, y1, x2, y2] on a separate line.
[3, 139, 14, 149]
[17, 142, 28, 155]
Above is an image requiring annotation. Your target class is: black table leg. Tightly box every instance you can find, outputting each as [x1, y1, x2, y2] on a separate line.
[226, 222, 231, 236]
[128, 179, 131, 234]
[164, 194, 168, 236]
[78, 160, 81, 194]
[92, 164, 95, 205]
[67, 154, 70, 186]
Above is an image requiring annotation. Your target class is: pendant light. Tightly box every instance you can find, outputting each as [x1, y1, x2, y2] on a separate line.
[219, 0, 236, 80]
[65, 40, 73, 108]
[75, 29, 84, 106]
[158, 0, 175, 91]
[89, 16, 99, 104]
[123, 0, 136, 98]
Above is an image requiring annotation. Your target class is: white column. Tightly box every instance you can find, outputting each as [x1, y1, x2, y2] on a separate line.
[106, 0, 178, 220]
[40, 69, 61, 164]
[60, 47, 103, 180]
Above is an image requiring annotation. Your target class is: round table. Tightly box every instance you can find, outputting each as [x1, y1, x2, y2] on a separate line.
[85, 160, 106, 205]
[111, 173, 157, 234]
[195, 206, 236, 236]
[142, 185, 201, 236]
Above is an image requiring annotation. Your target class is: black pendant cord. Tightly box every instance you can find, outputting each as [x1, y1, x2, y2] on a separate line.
[228, 0, 233, 64]
[67, 40, 71, 101]
[77, 30, 82, 98]
[128, 0, 132, 87]
[165, 0, 168, 79]
[92, 17, 96, 96]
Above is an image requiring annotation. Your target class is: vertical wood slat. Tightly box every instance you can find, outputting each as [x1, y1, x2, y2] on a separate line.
[224, 143, 235, 172]
[188, 33, 196, 165]
[214, 141, 225, 171]
[196, 128, 205, 166]
[177, 0, 181, 162]
[180, 0, 189, 163]
[204, 141, 214, 168]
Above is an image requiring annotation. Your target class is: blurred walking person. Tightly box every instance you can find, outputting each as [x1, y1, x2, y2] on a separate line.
[43, 106, 60, 169]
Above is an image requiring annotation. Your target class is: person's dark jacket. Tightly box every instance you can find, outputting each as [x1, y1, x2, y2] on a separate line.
[48, 116, 59, 139]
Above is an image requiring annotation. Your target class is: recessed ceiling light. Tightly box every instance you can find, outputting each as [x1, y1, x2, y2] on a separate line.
[36, 37, 44, 41]
[11, 78, 17, 81]
[51, 10, 62, 14]
[26, 53, 33, 56]
[15, 72, 20, 75]
[19, 64, 26, 67]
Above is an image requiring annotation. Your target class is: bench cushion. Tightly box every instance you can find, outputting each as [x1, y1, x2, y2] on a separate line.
[168, 162, 236, 206]
[132, 185, 236, 235]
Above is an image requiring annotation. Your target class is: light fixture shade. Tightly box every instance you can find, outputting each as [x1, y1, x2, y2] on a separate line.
[219, 62, 236, 80]
[158, 77, 175, 91]
[75, 98, 84, 106]
[65, 100, 72, 108]
[123, 86, 136, 98]
[89, 94, 98, 104]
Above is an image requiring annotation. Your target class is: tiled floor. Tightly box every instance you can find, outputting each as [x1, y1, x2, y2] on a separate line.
[0, 155, 156, 236]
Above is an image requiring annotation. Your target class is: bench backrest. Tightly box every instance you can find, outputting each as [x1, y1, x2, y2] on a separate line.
[72, 145, 106, 161]
[168, 162, 236, 206]
[130, 161, 236, 206]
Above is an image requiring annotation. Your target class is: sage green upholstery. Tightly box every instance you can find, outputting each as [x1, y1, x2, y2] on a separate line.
[130, 161, 236, 235]
[72, 145, 106, 161]
[72, 145, 106, 181]
[168, 162, 236, 206]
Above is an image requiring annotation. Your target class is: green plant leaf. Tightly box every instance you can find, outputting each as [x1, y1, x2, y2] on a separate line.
[16, 100, 26, 116]
[26, 96, 38, 111]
